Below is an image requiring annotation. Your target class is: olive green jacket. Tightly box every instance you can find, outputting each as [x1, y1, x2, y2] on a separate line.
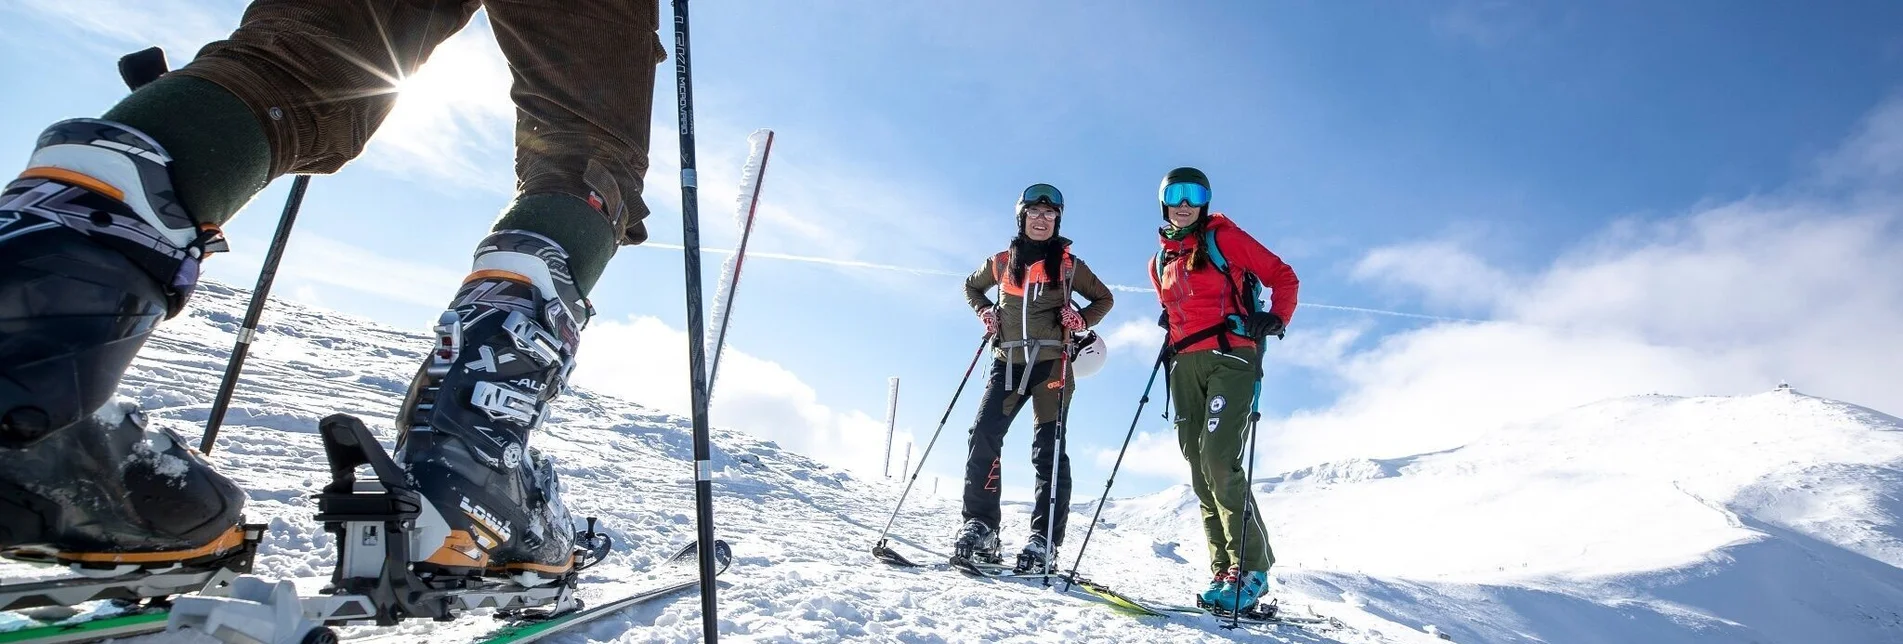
[964, 241, 1114, 364]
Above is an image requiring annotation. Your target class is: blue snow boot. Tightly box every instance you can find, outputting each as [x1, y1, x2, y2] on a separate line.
[1216, 569, 1272, 613]
[1198, 570, 1231, 606]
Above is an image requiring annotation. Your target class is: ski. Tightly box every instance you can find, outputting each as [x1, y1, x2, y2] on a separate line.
[473, 539, 732, 644]
[949, 558, 1067, 582]
[1063, 578, 1345, 630]
[0, 608, 167, 644]
[0, 523, 266, 644]
[1064, 577, 1173, 617]
[1191, 598, 1346, 630]
[871, 542, 932, 568]
[0, 526, 262, 613]
[879, 542, 1067, 582]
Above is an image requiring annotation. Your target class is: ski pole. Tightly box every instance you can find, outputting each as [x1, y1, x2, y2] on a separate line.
[1224, 343, 1272, 629]
[1040, 349, 1072, 582]
[1061, 341, 1169, 592]
[200, 175, 310, 454]
[872, 333, 991, 563]
[670, 2, 721, 641]
[1041, 276, 1078, 583]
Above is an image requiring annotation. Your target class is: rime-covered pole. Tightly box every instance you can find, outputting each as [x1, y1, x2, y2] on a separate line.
[883, 377, 900, 478]
[706, 129, 775, 392]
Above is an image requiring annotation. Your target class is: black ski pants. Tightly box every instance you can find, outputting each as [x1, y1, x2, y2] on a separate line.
[961, 358, 1073, 545]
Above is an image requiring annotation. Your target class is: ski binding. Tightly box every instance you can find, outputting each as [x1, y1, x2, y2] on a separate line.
[167, 414, 609, 644]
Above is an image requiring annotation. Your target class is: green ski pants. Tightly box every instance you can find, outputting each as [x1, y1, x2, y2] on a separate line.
[1169, 346, 1274, 575]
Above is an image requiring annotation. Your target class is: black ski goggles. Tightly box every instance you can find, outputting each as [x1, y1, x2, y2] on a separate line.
[1021, 183, 1064, 211]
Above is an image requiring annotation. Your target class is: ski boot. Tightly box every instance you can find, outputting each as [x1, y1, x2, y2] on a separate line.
[0, 119, 246, 571]
[1198, 570, 1230, 606]
[1204, 567, 1272, 615]
[950, 519, 1002, 567]
[1013, 534, 1058, 574]
[394, 230, 600, 587]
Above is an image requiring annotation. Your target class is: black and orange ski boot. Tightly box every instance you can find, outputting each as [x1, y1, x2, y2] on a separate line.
[0, 119, 246, 570]
[395, 230, 601, 587]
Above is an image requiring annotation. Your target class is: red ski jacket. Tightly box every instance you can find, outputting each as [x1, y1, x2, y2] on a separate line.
[1148, 214, 1299, 354]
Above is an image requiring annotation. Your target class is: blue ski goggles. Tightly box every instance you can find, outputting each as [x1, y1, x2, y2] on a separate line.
[1021, 183, 1064, 211]
[1160, 181, 1211, 208]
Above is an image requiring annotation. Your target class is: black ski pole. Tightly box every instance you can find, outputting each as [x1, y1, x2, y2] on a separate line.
[1224, 345, 1272, 629]
[1041, 277, 1079, 583]
[1061, 341, 1168, 592]
[1041, 348, 1074, 584]
[671, 2, 720, 641]
[871, 333, 991, 566]
[201, 175, 310, 453]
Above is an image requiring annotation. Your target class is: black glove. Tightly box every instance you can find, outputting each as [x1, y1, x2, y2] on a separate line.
[1157, 310, 1169, 329]
[1245, 311, 1285, 339]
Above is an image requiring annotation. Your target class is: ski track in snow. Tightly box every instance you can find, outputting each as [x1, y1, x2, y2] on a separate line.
[6, 281, 1902, 643]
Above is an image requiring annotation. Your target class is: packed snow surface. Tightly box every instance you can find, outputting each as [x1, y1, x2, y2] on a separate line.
[5, 282, 1900, 643]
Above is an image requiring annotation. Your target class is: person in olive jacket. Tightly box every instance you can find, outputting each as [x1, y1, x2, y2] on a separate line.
[953, 183, 1113, 573]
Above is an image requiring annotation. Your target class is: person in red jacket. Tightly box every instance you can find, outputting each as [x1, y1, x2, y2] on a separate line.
[1147, 166, 1299, 613]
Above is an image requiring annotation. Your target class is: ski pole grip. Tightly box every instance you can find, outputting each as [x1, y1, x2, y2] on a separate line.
[119, 47, 168, 91]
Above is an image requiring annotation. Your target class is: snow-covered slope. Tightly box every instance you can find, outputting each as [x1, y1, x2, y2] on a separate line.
[8, 282, 1898, 643]
[2, 283, 1442, 643]
[1092, 389, 1903, 643]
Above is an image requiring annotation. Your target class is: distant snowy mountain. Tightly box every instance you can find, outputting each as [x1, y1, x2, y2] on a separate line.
[8, 281, 1896, 643]
[1093, 388, 1903, 643]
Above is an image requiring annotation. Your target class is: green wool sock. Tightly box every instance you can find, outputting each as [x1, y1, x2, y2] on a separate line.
[493, 193, 618, 297]
[102, 76, 271, 226]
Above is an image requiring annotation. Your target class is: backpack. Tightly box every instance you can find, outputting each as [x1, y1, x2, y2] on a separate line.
[1155, 227, 1263, 351]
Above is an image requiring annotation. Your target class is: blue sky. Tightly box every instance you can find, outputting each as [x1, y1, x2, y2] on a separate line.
[4, 1, 1902, 506]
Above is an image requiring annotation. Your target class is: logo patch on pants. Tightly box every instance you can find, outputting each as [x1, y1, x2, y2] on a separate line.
[1207, 418, 1221, 433]
[1209, 396, 1227, 414]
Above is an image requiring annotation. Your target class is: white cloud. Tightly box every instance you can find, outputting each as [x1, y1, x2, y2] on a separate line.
[1248, 97, 1903, 478]
[1091, 429, 1184, 480]
[1102, 318, 1165, 356]
[1430, 0, 1540, 49]
[4, 0, 236, 62]
[1353, 239, 1518, 312]
[571, 316, 912, 478]
[1820, 93, 1903, 190]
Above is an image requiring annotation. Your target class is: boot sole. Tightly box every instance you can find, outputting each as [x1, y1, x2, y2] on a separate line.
[0, 524, 248, 572]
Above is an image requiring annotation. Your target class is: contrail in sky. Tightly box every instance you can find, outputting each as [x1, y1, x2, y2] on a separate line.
[642, 244, 1481, 323]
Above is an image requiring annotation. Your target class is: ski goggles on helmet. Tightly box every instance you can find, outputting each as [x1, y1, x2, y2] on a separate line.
[1020, 183, 1064, 212]
[1160, 181, 1211, 208]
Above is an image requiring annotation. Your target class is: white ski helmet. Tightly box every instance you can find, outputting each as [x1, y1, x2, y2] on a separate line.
[1069, 330, 1109, 378]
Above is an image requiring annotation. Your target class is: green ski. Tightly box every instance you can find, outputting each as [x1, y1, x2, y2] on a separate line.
[0, 609, 168, 644]
[475, 539, 732, 644]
